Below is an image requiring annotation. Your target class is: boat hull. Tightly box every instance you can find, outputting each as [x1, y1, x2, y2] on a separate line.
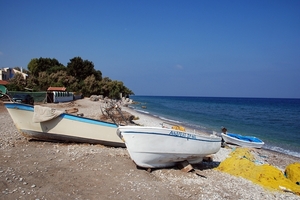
[117, 126, 221, 168]
[4, 102, 125, 147]
[221, 133, 264, 148]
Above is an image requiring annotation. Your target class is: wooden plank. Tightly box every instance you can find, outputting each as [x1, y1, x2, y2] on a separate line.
[177, 160, 194, 173]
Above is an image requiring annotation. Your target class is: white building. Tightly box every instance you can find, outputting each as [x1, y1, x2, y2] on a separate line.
[0, 67, 28, 81]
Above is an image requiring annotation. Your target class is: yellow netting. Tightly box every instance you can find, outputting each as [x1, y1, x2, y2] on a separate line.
[172, 125, 186, 132]
[216, 147, 300, 195]
[285, 162, 300, 185]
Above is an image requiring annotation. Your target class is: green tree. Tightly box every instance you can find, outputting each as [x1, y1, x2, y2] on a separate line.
[28, 58, 64, 77]
[100, 79, 134, 99]
[67, 57, 102, 82]
[48, 71, 77, 88]
[93, 70, 102, 81]
[99, 77, 112, 97]
[22, 56, 133, 99]
[68, 81, 82, 93]
[37, 71, 51, 91]
[6, 73, 26, 91]
[26, 75, 38, 91]
[122, 86, 134, 98]
[108, 80, 123, 99]
[47, 65, 66, 74]
[81, 75, 102, 96]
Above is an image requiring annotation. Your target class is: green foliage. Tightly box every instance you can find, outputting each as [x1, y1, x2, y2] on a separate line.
[26, 76, 39, 91]
[107, 80, 127, 99]
[6, 73, 27, 91]
[66, 57, 102, 82]
[99, 77, 134, 99]
[47, 65, 67, 74]
[7, 56, 134, 99]
[80, 75, 99, 97]
[28, 57, 64, 77]
[37, 71, 51, 91]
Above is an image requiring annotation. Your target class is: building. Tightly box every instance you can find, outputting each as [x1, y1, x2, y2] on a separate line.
[46, 87, 74, 103]
[0, 67, 28, 81]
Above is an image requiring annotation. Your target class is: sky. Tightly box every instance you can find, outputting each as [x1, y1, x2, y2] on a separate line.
[1, 0, 299, 98]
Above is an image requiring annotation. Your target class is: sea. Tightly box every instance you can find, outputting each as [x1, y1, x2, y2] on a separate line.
[128, 96, 300, 158]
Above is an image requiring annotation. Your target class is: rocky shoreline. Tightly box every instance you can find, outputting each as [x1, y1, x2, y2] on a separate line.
[1, 99, 300, 199]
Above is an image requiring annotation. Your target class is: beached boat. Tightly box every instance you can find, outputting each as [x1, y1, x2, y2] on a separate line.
[117, 124, 222, 168]
[221, 132, 264, 148]
[4, 102, 125, 147]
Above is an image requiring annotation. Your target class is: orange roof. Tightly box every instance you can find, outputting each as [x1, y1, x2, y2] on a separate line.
[0, 80, 9, 85]
[47, 87, 66, 91]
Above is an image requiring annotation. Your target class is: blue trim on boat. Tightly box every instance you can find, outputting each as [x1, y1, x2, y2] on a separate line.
[61, 114, 117, 128]
[4, 102, 117, 128]
[227, 133, 263, 143]
[121, 131, 221, 143]
[4, 103, 34, 111]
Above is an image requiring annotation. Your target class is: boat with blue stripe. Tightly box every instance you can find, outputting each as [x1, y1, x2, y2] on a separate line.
[221, 132, 264, 148]
[4, 102, 125, 147]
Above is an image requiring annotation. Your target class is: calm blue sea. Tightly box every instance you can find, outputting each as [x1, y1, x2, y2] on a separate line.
[129, 96, 300, 158]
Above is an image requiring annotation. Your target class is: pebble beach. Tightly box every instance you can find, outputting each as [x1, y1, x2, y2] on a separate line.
[1, 98, 300, 199]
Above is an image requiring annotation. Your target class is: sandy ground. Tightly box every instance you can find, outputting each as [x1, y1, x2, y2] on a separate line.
[1, 98, 300, 200]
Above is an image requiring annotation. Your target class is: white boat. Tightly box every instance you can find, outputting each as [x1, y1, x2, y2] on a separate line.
[117, 125, 222, 168]
[221, 132, 264, 148]
[4, 102, 125, 147]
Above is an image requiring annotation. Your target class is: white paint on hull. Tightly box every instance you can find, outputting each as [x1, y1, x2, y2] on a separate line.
[118, 126, 221, 168]
[5, 102, 125, 147]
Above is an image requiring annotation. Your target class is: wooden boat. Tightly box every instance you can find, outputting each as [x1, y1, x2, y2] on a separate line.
[221, 132, 264, 148]
[4, 102, 125, 147]
[117, 124, 222, 168]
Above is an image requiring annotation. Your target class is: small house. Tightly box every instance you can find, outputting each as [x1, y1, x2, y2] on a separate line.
[46, 87, 73, 103]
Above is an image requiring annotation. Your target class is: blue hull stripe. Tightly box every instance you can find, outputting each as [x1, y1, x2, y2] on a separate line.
[5, 103, 34, 111]
[4, 103, 117, 128]
[121, 131, 221, 143]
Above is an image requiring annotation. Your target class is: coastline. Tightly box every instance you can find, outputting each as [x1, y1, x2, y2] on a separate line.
[122, 104, 300, 170]
[122, 105, 213, 136]
[129, 96, 300, 159]
[1, 99, 300, 199]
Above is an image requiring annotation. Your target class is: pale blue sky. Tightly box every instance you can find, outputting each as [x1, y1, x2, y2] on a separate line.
[1, 0, 299, 98]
